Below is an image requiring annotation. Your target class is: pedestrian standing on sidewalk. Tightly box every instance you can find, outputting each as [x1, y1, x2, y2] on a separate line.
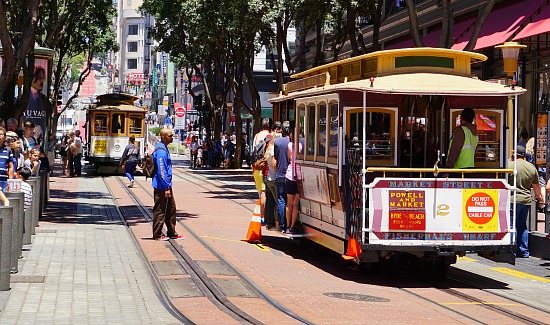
[509, 145, 543, 258]
[120, 135, 141, 188]
[0, 127, 12, 192]
[47, 133, 55, 174]
[152, 128, 182, 241]
[189, 135, 199, 169]
[60, 133, 70, 175]
[72, 130, 83, 177]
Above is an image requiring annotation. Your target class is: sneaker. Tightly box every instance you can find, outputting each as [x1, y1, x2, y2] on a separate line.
[155, 235, 169, 241]
[286, 228, 294, 235]
[169, 235, 183, 240]
[128, 180, 134, 188]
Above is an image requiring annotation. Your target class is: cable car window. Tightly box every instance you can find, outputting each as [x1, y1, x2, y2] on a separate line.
[129, 114, 143, 135]
[297, 105, 305, 160]
[450, 109, 502, 167]
[111, 113, 126, 135]
[328, 102, 339, 162]
[317, 103, 327, 162]
[93, 113, 108, 135]
[346, 108, 396, 167]
[306, 104, 316, 160]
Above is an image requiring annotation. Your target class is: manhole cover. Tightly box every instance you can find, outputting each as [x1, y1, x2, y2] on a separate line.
[323, 292, 390, 302]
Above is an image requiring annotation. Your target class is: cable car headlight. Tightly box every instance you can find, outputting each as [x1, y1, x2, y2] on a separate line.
[114, 143, 121, 152]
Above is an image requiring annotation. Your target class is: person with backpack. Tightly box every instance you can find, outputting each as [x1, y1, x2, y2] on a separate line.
[152, 128, 182, 241]
[252, 118, 272, 224]
[264, 123, 281, 230]
[120, 136, 141, 188]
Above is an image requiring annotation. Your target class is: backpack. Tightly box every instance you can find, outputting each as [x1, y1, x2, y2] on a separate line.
[142, 146, 167, 180]
[251, 134, 272, 171]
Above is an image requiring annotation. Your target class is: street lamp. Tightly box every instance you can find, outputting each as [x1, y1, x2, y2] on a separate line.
[497, 41, 525, 213]
[496, 41, 526, 86]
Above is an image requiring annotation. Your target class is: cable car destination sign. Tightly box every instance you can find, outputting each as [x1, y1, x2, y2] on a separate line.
[368, 178, 510, 245]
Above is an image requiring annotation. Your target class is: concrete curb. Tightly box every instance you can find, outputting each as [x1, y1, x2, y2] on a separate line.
[529, 232, 550, 259]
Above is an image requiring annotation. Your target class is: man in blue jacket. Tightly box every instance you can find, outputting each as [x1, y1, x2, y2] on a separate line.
[152, 128, 182, 241]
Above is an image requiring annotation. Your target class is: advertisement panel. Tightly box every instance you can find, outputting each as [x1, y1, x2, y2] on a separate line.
[368, 178, 511, 245]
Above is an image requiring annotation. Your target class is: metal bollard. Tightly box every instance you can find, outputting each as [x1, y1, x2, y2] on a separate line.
[39, 170, 46, 214]
[0, 206, 13, 290]
[45, 171, 50, 207]
[22, 194, 32, 245]
[27, 178, 40, 233]
[5, 192, 24, 274]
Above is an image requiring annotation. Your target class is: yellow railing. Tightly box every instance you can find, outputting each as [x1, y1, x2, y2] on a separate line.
[365, 167, 514, 178]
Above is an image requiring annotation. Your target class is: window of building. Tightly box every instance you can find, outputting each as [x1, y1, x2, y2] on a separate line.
[127, 58, 137, 70]
[128, 42, 138, 52]
[128, 24, 138, 35]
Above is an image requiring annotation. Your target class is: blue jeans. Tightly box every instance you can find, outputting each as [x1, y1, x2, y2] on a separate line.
[511, 203, 530, 257]
[276, 177, 287, 230]
[125, 161, 138, 182]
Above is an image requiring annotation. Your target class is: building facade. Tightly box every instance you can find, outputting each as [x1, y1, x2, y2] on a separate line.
[114, 0, 153, 96]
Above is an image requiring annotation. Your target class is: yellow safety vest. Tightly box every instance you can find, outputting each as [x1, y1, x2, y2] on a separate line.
[449, 126, 478, 169]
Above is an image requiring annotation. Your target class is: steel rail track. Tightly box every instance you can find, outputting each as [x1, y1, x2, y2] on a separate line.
[395, 269, 549, 325]
[113, 172, 312, 325]
[103, 176, 193, 325]
[172, 164, 550, 324]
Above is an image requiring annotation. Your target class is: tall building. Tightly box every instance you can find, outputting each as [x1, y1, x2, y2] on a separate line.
[114, 0, 153, 95]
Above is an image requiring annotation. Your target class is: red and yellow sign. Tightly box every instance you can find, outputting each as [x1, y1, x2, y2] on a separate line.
[389, 190, 426, 231]
[462, 190, 498, 231]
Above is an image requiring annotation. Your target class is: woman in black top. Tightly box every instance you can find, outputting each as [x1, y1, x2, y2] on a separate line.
[120, 136, 141, 188]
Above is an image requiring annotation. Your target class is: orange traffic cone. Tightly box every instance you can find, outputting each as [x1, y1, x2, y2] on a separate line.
[342, 237, 361, 260]
[242, 200, 262, 243]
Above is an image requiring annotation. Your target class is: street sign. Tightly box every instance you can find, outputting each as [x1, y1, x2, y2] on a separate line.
[175, 117, 185, 129]
[175, 107, 185, 118]
[158, 105, 167, 116]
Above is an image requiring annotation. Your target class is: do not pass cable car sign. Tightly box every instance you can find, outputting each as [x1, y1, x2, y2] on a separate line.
[175, 107, 185, 118]
[463, 190, 498, 231]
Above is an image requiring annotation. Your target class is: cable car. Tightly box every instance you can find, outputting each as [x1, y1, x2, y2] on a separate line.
[85, 93, 147, 173]
[269, 48, 525, 272]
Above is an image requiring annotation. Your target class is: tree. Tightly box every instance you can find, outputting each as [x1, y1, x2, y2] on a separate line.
[36, 0, 117, 136]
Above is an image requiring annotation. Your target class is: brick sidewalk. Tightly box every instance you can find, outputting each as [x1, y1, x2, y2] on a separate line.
[0, 173, 180, 324]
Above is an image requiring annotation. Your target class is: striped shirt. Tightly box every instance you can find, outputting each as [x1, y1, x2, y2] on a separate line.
[20, 181, 32, 212]
[0, 145, 11, 185]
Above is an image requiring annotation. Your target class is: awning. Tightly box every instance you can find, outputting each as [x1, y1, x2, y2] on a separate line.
[513, 4, 550, 40]
[452, 0, 546, 50]
[386, 17, 475, 49]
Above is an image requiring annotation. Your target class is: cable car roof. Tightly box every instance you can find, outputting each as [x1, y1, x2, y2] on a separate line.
[96, 93, 140, 106]
[92, 104, 145, 112]
[268, 73, 525, 102]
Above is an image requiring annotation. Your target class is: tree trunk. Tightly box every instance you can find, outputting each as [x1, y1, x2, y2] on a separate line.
[404, 0, 424, 47]
[438, 0, 452, 48]
[463, 0, 495, 52]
